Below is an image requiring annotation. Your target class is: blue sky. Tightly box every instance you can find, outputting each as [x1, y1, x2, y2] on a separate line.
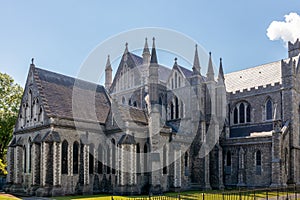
[1, 1, 300, 87]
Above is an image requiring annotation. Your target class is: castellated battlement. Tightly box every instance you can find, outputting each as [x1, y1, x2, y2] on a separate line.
[288, 38, 300, 58]
[228, 82, 281, 97]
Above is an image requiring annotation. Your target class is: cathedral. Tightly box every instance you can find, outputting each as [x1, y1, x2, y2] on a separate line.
[4, 38, 300, 197]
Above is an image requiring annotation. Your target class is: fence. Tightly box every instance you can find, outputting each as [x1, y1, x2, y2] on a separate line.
[113, 186, 300, 200]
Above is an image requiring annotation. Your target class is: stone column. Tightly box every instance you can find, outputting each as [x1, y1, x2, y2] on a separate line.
[53, 142, 61, 186]
[270, 120, 282, 187]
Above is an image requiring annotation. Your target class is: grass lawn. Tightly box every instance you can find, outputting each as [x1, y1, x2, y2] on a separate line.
[1, 190, 299, 200]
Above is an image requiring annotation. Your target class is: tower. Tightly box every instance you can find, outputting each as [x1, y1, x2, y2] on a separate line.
[148, 37, 162, 193]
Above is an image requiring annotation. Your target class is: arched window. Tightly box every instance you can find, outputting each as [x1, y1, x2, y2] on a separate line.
[184, 151, 189, 176]
[175, 72, 178, 88]
[266, 99, 272, 120]
[246, 105, 251, 123]
[233, 102, 251, 124]
[136, 143, 141, 174]
[256, 150, 262, 175]
[89, 144, 94, 174]
[23, 145, 27, 173]
[73, 142, 79, 174]
[233, 107, 238, 124]
[128, 98, 132, 106]
[111, 139, 116, 174]
[97, 144, 103, 174]
[178, 76, 181, 88]
[28, 89, 32, 119]
[226, 151, 231, 166]
[171, 78, 174, 89]
[170, 102, 174, 120]
[107, 146, 111, 174]
[61, 140, 68, 174]
[144, 144, 148, 174]
[133, 101, 137, 107]
[163, 145, 167, 174]
[28, 138, 32, 173]
[175, 97, 179, 119]
[38, 106, 43, 122]
[159, 96, 163, 116]
[225, 151, 231, 175]
[122, 96, 126, 105]
[239, 103, 245, 123]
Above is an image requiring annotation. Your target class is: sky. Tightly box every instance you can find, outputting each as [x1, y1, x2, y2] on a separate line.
[1, 1, 300, 87]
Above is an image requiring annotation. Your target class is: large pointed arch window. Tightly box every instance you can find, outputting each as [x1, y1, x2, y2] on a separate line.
[256, 150, 262, 175]
[232, 101, 251, 124]
[97, 144, 103, 174]
[89, 144, 94, 174]
[61, 140, 68, 174]
[73, 142, 79, 174]
[111, 139, 116, 174]
[266, 98, 273, 120]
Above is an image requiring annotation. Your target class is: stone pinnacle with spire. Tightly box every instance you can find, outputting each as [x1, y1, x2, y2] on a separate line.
[105, 55, 112, 90]
[206, 52, 215, 81]
[192, 44, 201, 75]
[150, 37, 158, 64]
[143, 37, 150, 64]
[217, 58, 225, 85]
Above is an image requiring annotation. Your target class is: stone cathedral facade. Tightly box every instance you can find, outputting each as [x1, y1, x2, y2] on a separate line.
[4, 38, 300, 197]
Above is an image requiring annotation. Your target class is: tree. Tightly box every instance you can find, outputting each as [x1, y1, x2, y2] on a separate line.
[0, 72, 23, 172]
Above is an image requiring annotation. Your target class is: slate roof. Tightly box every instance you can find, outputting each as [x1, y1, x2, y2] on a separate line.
[224, 60, 282, 93]
[118, 134, 136, 145]
[177, 65, 194, 78]
[33, 67, 111, 124]
[129, 53, 143, 66]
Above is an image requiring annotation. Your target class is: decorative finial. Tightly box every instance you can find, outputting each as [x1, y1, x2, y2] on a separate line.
[209, 52, 212, 56]
[31, 58, 34, 65]
[220, 57, 222, 62]
[195, 44, 198, 48]
[145, 37, 147, 42]
[175, 57, 177, 62]
[125, 42, 128, 48]
[152, 37, 155, 41]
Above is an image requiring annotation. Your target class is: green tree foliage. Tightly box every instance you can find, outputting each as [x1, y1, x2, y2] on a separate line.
[0, 72, 23, 174]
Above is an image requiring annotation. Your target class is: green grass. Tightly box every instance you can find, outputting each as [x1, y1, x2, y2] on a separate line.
[1, 190, 300, 200]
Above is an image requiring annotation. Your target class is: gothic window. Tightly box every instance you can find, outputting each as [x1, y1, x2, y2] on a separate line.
[122, 96, 126, 105]
[180, 100, 184, 118]
[266, 98, 273, 120]
[28, 138, 32, 173]
[61, 140, 68, 174]
[285, 148, 288, 175]
[171, 78, 174, 89]
[256, 150, 262, 175]
[170, 102, 174, 120]
[111, 139, 116, 174]
[175, 72, 178, 88]
[136, 143, 141, 174]
[178, 76, 181, 88]
[233, 107, 238, 124]
[23, 145, 27, 173]
[128, 98, 132, 106]
[159, 96, 163, 116]
[239, 103, 245, 123]
[38, 106, 43, 122]
[246, 105, 251, 123]
[107, 147, 111, 174]
[233, 102, 251, 124]
[133, 101, 137, 107]
[89, 144, 94, 174]
[225, 151, 231, 175]
[175, 97, 179, 119]
[144, 144, 148, 174]
[97, 144, 103, 174]
[163, 145, 167, 174]
[73, 142, 79, 174]
[29, 89, 32, 119]
[184, 151, 189, 176]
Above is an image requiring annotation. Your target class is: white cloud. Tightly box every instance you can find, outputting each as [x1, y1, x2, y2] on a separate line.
[267, 12, 300, 45]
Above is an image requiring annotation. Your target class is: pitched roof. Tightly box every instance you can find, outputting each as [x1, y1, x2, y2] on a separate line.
[224, 60, 282, 93]
[177, 65, 194, 78]
[34, 67, 110, 123]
